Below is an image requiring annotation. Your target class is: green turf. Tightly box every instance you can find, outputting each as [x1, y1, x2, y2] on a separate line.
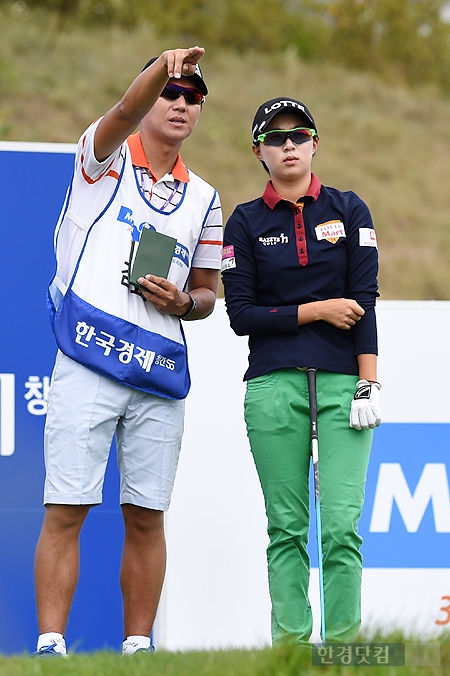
[1, 633, 449, 676]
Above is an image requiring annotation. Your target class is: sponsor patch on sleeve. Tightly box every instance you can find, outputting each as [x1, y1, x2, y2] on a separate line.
[315, 220, 346, 244]
[221, 244, 236, 271]
[359, 228, 378, 248]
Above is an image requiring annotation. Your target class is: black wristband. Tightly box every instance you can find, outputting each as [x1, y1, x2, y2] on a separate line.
[180, 293, 197, 320]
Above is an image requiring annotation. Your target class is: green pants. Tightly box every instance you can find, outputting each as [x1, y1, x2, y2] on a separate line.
[244, 368, 373, 644]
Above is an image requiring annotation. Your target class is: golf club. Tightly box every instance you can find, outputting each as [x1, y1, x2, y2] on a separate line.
[307, 367, 326, 644]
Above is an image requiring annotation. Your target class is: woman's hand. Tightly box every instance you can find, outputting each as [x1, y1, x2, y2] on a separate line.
[317, 298, 365, 329]
[298, 298, 365, 329]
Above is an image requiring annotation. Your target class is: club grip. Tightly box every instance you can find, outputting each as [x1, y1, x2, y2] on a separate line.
[306, 367, 318, 441]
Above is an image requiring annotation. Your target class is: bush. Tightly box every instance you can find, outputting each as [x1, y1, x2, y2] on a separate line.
[326, 0, 450, 89]
[2, 0, 450, 91]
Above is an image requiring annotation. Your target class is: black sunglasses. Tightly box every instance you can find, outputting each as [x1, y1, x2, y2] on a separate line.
[256, 126, 316, 146]
[160, 84, 205, 106]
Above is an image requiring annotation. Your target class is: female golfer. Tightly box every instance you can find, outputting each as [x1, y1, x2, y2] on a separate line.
[221, 97, 380, 645]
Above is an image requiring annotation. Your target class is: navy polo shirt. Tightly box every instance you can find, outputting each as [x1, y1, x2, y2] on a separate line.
[222, 174, 379, 380]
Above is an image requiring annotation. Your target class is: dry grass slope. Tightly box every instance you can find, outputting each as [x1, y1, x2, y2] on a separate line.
[2, 9, 450, 299]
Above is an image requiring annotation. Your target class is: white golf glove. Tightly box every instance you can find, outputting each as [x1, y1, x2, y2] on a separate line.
[349, 380, 381, 430]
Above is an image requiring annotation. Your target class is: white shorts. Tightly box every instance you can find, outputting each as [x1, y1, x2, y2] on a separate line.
[44, 351, 185, 510]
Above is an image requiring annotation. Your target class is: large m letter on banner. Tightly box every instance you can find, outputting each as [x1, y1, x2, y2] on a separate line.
[370, 463, 450, 533]
[0, 374, 15, 457]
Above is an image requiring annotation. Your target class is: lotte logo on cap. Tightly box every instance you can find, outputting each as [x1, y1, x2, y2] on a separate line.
[264, 100, 307, 115]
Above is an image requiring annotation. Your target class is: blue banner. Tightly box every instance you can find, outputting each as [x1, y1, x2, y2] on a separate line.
[308, 424, 450, 568]
[0, 148, 124, 654]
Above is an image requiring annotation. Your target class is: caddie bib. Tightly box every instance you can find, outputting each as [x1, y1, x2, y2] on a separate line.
[48, 142, 217, 399]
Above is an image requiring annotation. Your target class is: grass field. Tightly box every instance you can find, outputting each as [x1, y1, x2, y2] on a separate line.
[0, 635, 449, 675]
[2, 8, 450, 299]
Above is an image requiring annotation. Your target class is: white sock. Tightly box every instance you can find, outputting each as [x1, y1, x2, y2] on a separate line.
[122, 635, 151, 655]
[37, 632, 67, 656]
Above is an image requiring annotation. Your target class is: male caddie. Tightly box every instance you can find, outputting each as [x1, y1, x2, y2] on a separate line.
[33, 46, 222, 656]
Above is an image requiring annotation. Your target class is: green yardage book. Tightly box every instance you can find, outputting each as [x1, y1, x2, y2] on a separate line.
[129, 227, 177, 288]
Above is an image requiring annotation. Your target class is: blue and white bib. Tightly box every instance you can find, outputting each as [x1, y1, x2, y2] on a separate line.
[48, 141, 217, 399]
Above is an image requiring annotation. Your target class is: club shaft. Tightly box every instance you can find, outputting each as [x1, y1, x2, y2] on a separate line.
[307, 367, 326, 644]
[315, 493, 326, 644]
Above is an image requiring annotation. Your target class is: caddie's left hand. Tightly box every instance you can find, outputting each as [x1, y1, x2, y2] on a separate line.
[349, 380, 381, 430]
[137, 274, 191, 316]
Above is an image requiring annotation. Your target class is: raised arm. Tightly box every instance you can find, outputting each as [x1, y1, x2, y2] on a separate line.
[93, 46, 205, 162]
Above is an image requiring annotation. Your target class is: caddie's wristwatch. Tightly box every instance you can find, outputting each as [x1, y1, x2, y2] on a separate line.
[180, 293, 197, 320]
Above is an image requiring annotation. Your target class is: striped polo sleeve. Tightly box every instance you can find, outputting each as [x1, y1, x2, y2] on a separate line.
[77, 118, 123, 184]
[192, 190, 223, 269]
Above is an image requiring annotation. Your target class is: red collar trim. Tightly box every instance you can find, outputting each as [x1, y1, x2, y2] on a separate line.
[262, 173, 321, 209]
[127, 132, 189, 183]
